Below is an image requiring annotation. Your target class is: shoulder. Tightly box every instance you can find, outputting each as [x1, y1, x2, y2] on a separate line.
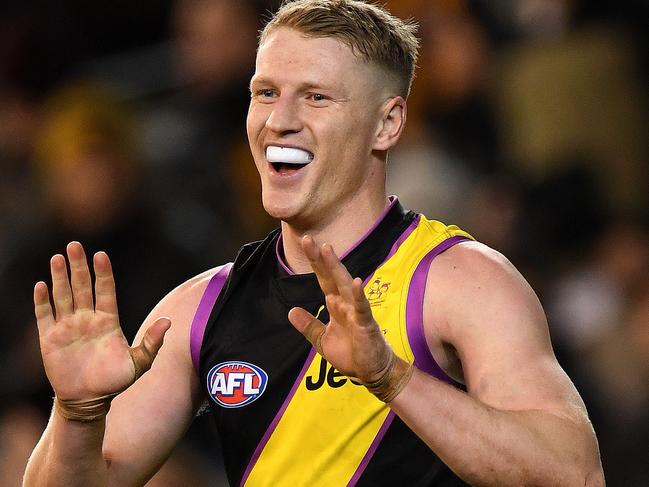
[426, 240, 542, 329]
[157, 265, 229, 314]
[423, 240, 551, 373]
[135, 264, 231, 346]
[431, 239, 516, 281]
[177, 265, 227, 297]
[422, 241, 593, 426]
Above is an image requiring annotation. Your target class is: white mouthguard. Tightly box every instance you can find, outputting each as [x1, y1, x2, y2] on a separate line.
[266, 146, 314, 165]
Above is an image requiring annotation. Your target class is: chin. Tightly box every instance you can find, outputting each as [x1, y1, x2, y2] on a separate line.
[262, 196, 298, 222]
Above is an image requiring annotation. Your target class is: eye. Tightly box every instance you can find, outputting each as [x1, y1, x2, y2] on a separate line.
[309, 93, 327, 102]
[252, 88, 277, 103]
[254, 89, 277, 100]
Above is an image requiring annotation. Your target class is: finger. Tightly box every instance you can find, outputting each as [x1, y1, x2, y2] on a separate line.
[130, 317, 171, 380]
[320, 244, 354, 301]
[288, 307, 327, 355]
[67, 242, 93, 311]
[34, 281, 55, 332]
[93, 251, 118, 316]
[302, 235, 338, 296]
[352, 277, 375, 326]
[50, 254, 73, 319]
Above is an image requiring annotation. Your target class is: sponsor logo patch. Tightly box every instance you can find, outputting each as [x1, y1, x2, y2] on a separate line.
[206, 361, 268, 408]
[305, 356, 362, 390]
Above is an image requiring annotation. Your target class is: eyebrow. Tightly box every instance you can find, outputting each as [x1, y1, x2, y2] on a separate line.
[250, 76, 340, 94]
[249, 76, 275, 92]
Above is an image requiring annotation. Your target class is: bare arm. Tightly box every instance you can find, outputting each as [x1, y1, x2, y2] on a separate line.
[23, 242, 214, 487]
[288, 237, 604, 487]
[388, 241, 604, 486]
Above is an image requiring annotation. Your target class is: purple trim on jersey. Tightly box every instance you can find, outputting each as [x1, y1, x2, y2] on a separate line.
[340, 196, 397, 260]
[343, 220, 418, 484]
[274, 196, 398, 275]
[275, 235, 294, 275]
[190, 263, 232, 373]
[240, 348, 318, 487]
[361, 215, 419, 287]
[406, 236, 469, 386]
[346, 411, 396, 487]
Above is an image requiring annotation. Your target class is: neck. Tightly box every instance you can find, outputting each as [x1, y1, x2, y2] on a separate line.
[281, 191, 390, 274]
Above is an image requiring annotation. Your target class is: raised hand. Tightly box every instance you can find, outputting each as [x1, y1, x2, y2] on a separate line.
[287, 235, 394, 384]
[33, 242, 170, 403]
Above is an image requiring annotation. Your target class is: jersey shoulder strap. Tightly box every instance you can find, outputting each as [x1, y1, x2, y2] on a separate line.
[190, 263, 233, 373]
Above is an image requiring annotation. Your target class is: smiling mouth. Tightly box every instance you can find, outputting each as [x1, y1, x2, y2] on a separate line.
[270, 162, 310, 173]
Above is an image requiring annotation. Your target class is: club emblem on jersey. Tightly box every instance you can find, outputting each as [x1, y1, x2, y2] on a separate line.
[206, 361, 268, 408]
[367, 277, 391, 306]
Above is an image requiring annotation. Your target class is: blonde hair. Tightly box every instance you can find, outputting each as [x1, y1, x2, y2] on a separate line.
[260, 0, 419, 98]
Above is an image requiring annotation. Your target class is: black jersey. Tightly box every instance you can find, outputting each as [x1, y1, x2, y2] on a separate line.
[193, 199, 471, 486]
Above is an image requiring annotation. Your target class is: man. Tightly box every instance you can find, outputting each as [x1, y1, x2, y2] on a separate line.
[24, 1, 604, 486]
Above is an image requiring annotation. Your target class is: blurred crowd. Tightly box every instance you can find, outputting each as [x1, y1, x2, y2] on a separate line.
[0, 0, 647, 485]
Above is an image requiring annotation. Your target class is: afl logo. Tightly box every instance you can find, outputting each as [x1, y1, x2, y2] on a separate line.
[207, 361, 268, 408]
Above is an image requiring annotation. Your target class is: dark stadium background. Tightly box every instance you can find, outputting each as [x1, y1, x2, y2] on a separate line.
[0, 0, 647, 485]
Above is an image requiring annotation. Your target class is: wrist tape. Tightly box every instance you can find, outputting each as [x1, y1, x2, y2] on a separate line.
[54, 393, 119, 423]
[362, 354, 414, 403]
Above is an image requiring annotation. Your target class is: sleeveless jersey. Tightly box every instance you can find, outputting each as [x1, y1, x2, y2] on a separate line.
[193, 198, 473, 486]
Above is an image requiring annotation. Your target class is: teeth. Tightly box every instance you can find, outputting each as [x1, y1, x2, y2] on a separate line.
[266, 146, 314, 165]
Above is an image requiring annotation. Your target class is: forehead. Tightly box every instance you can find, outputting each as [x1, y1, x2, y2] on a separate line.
[253, 27, 373, 90]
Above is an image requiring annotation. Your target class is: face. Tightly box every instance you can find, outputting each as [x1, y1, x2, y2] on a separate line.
[247, 27, 392, 229]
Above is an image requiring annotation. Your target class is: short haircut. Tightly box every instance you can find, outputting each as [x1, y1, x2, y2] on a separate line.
[260, 0, 420, 98]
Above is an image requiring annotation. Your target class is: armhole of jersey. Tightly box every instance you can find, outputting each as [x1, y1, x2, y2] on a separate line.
[190, 262, 233, 373]
[405, 236, 469, 388]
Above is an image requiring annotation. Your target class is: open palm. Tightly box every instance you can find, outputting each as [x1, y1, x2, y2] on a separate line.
[34, 242, 169, 401]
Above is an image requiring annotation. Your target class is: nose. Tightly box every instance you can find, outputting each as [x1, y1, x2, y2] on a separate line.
[265, 96, 303, 135]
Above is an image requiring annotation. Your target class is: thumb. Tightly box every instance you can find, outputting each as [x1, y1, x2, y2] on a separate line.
[288, 307, 326, 356]
[129, 317, 171, 381]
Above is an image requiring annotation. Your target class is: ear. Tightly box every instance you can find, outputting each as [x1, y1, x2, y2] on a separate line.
[372, 96, 407, 151]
